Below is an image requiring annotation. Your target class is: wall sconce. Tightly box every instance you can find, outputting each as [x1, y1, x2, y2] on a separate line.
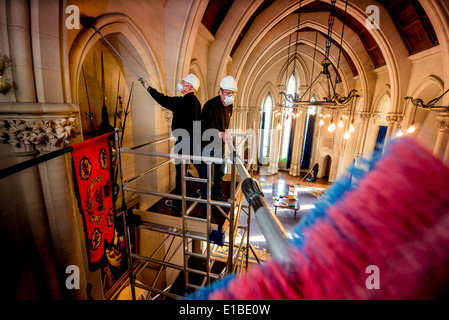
[407, 103, 418, 133]
[0, 55, 12, 94]
[405, 88, 449, 133]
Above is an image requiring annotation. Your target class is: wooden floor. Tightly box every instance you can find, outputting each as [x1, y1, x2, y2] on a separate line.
[252, 166, 333, 189]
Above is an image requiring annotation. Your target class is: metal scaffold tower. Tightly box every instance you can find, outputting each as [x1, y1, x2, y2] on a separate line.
[114, 130, 259, 300]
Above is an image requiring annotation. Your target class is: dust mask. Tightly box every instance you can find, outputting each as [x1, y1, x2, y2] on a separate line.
[177, 82, 183, 93]
[222, 95, 235, 106]
[220, 90, 236, 106]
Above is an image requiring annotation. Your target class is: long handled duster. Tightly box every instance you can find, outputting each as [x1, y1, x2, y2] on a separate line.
[81, 16, 144, 82]
[189, 135, 449, 300]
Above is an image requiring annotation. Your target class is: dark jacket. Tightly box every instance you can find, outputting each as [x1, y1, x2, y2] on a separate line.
[147, 87, 201, 137]
[201, 96, 233, 147]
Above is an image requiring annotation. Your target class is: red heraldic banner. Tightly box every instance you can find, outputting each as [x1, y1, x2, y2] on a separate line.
[72, 133, 115, 270]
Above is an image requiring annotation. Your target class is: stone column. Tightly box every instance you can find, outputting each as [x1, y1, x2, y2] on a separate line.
[237, 106, 249, 159]
[268, 125, 281, 174]
[0, 103, 86, 299]
[435, 112, 449, 163]
[6, 0, 36, 102]
[39, 154, 87, 299]
[355, 112, 371, 157]
[18, 162, 61, 299]
[289, 111, 304, 176]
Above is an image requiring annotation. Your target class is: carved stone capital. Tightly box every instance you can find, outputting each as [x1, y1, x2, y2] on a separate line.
[372, 112, 382, 124]
[356, 111, 371, 121]
[240, 106, 249, 113]
[0, 117, 79, 156]
[386, 113, 403, 125]
[233, 106, 243, 114]
[436, 117, 449, 130]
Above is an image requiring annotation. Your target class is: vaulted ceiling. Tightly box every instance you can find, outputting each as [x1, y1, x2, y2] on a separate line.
[201, 0, 438, 72]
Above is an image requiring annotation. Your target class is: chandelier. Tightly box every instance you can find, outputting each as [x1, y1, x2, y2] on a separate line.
[276, 0, 359, 138]
[404, 88, 449, 133]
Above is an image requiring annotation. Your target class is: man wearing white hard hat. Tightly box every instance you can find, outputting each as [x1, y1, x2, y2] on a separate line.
[200, 75, 238, 217]
[140, 74, 201, 209]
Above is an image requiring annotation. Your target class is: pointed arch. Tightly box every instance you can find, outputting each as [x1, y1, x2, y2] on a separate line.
[189, 59, 208, 105]
[69, 13, 164, 103]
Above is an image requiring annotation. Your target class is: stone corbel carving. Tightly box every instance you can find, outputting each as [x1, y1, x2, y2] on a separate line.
[357, 112, 371, 121]
[371, 113, 382, 124]
[386, 114, 403, 126]
[436, 116, 449, 131]
[0, 117, 79, 156]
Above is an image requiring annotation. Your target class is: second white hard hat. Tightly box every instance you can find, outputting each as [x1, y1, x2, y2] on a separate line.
[182, 74, 200, 91]
[219, 75, 238, 92]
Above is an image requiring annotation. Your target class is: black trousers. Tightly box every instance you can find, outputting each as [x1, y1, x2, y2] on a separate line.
[199, 147, 225, 199]
[199, 146, 225, 218]
[172, 138, 202, 205]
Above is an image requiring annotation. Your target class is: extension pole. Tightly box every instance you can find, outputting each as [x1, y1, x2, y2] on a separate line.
[226, 141, 290, 262]
[299, 167, 314, 184]
[93, 25, 142, 80]
[81, 16, 143, 81]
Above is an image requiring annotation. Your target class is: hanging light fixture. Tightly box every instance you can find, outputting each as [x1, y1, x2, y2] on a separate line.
[338, 117, 344, 128]
[404, 88, 449, 134]
[280, 0, 357, 108]
[276, 0, 358, 142]
[328, 119, 336, 132]
[349, 121, 355, 132]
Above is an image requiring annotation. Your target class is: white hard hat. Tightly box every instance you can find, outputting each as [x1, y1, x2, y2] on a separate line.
[182, 74, 200, 91]
[219, 75, 238, 92]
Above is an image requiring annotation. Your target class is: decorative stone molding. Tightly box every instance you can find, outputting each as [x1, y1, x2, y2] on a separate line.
[0, 117, 79, 155]
[233, 106, 243, 115]
[436, 116, 449, 130]
[0, 102, 80, 156]
[355, 111, 371, 121]
[372, 112, 382, 124]
[247, 106, 260, 113]
[386, 113, 403, 125]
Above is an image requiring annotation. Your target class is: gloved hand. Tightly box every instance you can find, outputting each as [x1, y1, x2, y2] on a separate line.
[219, 131, 232, 144]
[139, 78, 149, 90]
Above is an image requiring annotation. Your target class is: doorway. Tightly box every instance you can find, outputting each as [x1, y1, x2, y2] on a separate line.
[323, 155, 332, 179]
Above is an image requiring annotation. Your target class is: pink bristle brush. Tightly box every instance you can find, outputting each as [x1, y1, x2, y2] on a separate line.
[192, 135, 449, 300]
